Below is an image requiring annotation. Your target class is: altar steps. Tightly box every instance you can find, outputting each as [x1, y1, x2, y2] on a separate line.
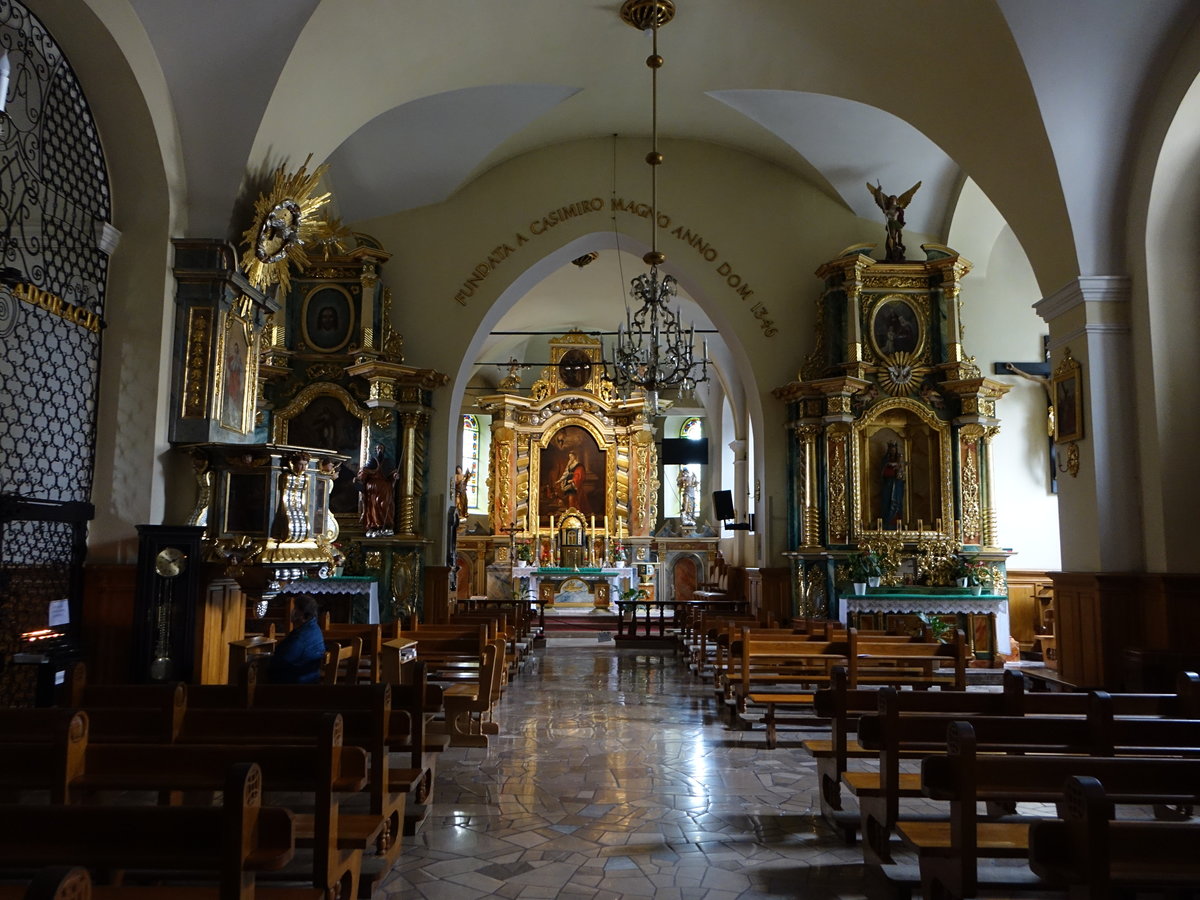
[542, 613, 621, 632]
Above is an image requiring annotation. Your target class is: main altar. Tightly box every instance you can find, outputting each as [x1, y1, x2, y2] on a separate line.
[775, 243, 1013, 660]
[512, 566, 637, 610]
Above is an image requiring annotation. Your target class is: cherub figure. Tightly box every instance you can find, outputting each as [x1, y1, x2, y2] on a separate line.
[867, 180, 922, 262]
[497, 357, 527, 391]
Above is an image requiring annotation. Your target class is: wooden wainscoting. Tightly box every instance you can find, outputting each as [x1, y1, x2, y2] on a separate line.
[82, 564, 137, 684]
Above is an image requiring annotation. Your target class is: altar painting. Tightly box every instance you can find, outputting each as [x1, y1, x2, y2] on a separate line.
[539, 425, 605, 520]
[859, 405, 946, 532]
[282, 393, 365, 517]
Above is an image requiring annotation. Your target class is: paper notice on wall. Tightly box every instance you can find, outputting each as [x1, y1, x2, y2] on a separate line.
[48, 599, 70, 627]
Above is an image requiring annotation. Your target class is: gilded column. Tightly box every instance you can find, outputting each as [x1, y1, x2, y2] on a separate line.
[826, 425, 850, 545]
[396, 409, 426, 536]
[489, 426, 515, 529]
[795, 423, 822, 548]
[981, 424, 1001, 547]
[958, 423, 985, 545]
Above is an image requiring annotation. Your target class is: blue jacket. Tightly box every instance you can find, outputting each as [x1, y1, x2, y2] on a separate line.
[267, 616, 325, 684]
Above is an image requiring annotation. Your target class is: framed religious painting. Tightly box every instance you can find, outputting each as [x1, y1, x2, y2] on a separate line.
[1052, 347, 1083, 443]
[216, 311, 256, 434]
[868, 295, 925, 360]
[301, 285, 355, 352]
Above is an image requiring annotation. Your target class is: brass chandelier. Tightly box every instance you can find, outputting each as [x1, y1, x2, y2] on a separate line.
[610, 0, 707, 415]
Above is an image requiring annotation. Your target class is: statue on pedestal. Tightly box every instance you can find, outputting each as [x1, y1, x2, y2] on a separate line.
[867, 180, 922, 263]
[356, 443, 397, 536]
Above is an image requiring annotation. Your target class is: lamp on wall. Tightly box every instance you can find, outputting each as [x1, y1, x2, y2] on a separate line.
[609, 0, 708, 416]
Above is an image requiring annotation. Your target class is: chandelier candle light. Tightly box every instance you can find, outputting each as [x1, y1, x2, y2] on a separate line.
[611, 0, 708, 415]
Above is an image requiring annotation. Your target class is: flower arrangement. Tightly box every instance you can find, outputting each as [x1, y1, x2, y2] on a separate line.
[952, 555, 992, 587]
[515, 542, 532, 563]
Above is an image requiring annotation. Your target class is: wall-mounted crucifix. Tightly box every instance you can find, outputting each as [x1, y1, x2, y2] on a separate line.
[993, 335, 1056, 493]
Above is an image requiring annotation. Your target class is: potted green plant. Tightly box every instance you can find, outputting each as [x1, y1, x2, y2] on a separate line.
[515, 542, 532, 565]
[917, 612, 953, 642]
[847, 551, 882, 594]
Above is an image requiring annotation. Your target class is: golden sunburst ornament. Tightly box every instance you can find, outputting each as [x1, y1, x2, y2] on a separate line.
[240, 155, 339, 296]
[878, 350, 931, 396]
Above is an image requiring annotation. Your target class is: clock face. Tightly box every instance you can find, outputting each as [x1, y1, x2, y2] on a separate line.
[559, 348, 592, 389]
[154, 547, 187, 579]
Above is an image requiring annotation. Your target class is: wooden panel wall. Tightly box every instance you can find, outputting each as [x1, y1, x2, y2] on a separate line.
[194, 576, 246, 685]
[746, 567, 790, 624]
[82, 564, 137, 684]
[1005, 569, 1055, 651]
[1048, 572, 1200, 690]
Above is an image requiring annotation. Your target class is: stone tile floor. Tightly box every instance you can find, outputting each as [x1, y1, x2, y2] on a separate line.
[380, 641, 883, 899]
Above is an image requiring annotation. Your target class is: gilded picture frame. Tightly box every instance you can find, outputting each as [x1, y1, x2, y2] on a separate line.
[215, 310, 257, 434]
[868, 295, 925, 361]
[301, 284, 355, 353]
[1052, 348, 1083, 444]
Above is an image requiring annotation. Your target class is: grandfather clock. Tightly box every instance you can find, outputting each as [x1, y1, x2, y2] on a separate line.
[132, 525, 205, 682]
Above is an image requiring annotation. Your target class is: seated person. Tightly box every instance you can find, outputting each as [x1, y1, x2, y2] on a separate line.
[266, 595, 325, 684]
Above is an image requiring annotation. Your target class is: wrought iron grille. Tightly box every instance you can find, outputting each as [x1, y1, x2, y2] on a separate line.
[0, 0, 110, 705]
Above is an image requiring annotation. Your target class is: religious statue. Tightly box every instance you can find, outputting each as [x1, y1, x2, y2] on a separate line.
[867, 180, 922, 263]
[355, 443, 397, 536]
[497, 357, 527, 392]
[453, 464, 472, 521]
[677, 467, 699, 526]
[880, 441, 905, 529]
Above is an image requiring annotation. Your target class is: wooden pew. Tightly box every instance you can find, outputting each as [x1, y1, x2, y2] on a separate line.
[849, 629, 967, 691]
[436, 638, 506, 748]
[0, 866, 91, 900]
[77, 714, 362, 899]
[1028, 775, 1200, 900]
[734, 629, 852, 713]
[910, 720, 1200, 899]
[0, 762, 316, 900]
[0, 709, 88, 804]
[392, 625, 490, 684]
[323, 624, 384, 683]
[852, 689, 1200, 866]
[808, 668, 1200, 838]
[249, 678, 435, 837]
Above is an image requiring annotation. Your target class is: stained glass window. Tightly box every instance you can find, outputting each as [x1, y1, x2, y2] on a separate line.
[462, 414, 480, 510]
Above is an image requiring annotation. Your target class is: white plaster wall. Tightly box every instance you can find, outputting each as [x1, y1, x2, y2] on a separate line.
[358, 136, 883, 564]
[949, 179, 1061, 571]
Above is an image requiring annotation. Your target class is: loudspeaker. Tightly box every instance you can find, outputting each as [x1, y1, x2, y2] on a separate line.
[712, 489, 735, 521]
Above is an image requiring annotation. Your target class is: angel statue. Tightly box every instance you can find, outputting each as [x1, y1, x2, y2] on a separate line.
[497, 357, 528, 392]
[867, 180, 922, 263]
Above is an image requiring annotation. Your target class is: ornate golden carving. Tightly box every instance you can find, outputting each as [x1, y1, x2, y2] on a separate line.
[530, 379, 552, 401]
[827, 395, 852, 415]
[182, 307, 212, 418]
[306, 363, 344, 381]
[185, 452, 213, 527]
[1061, 440, 1080, 477]
[914, 531, 961, 585]
[828, 429, 849, 544]
[800, 290, 827, 380]
[857, 531, 906, 584]
[959, 431, 983, 544]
